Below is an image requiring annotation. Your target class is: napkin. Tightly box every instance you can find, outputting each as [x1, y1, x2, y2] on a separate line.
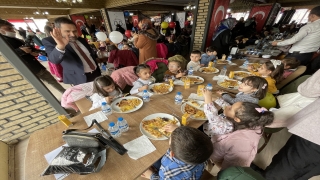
[188, 93, 205, 101]
[123, 135, 156, 160]
[213, 75, 226, 81]
[137, 91, 154, 97]
[83, 111, 108, 127]
[173, 79, 184, 86]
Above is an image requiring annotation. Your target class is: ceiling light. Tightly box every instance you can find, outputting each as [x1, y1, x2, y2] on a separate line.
[129, 13, 133, 16]
[56, 0, 82, 5]
[227, 9, 231, 13]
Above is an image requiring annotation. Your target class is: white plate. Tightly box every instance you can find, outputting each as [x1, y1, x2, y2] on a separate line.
[233, 71, 252, 80]
[148, 83, 173, 94]
[110, 96, 143, 113]
[181, 101, 207, 120]
[217, 78, 240, 90]
[174, 76, 204, 86]
[199, 67, 219, 74]
[140, 113, 181, 140]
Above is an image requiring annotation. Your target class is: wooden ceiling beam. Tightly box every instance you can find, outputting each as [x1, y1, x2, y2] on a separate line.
[280, 1, 320, 7]
[105, 0, 152, 8]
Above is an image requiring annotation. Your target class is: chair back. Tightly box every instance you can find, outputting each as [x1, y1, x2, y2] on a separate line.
[279, 75, 311, 95]
[218, 166, 265, 180]
[276, 65, 306, 90]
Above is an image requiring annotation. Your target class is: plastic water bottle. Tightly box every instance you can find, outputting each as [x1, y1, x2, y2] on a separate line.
[188, 66, 194, 75]
[175, 92, 183, 105]
[142, 90, 150, 102]
[227, 55, 232, 61]
[219, 66, 227, 76]
[206, 83, 213, 91]
[117, 117, 129, 132]
[101, 102, 112, 116]
[243, 59, 249, 68]
[108, 122, 121, 138]
[213, 60, 217, 67]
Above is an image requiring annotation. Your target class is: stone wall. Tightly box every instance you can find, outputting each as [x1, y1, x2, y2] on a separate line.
[0, 56, 59, 144]
[192, 0, 210, 51]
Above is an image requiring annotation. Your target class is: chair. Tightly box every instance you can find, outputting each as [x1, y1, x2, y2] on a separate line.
[276, 65, 306, 90]
[218, 166, 265, 180]
[200, 169, 215, 180]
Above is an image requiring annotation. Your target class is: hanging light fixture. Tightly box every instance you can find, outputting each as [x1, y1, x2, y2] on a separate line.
[184, 2, 196, 11]
[56, 0, 83, 5]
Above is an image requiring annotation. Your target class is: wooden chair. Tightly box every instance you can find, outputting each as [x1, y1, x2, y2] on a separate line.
[200, 169, 215, 180]
[276, 65, 306, 90]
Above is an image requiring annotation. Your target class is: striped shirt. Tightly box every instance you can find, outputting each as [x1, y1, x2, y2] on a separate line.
[277, 19, 320, 53]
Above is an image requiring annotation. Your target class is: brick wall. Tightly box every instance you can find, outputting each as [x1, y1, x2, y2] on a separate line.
[192, 0, 210, 51]
[0, 56, 59, 144]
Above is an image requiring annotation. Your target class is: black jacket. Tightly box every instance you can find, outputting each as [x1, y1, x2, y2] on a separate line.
[211, 29, 231, 59]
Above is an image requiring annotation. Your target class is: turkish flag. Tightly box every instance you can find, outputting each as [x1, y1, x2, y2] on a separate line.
[205, 0, 230, 48]
[70, 15, 86, 36]
[249, 5, 273, 32]
[132, 15, 139, 27]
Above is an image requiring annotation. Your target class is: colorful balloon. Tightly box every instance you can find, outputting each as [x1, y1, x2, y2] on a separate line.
[161, 22, 169, 29]
[95, 32, 107, 41]
[125, 30, 132, 38]
[124, 11, 130, 17]
[38, 55, 47, 61]
[109, 31, 123, 44]
[169, 22, 176, 29]
[258, 92, 276, 110]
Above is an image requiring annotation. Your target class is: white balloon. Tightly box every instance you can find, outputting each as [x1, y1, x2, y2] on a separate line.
[96, 32, 107, 41]
[109, 31, 123, 44]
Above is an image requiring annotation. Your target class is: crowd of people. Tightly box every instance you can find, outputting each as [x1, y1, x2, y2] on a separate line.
[1, 5, 320, 179]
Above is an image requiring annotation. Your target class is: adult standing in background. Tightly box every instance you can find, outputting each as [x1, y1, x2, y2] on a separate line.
[44, 21, 53, 37]
[42, 17, 101, 85]
[133, 18, 160, 64]
[272, 6, 320, 66]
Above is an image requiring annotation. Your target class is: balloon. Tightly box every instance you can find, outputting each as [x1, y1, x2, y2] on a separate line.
[96, 32, 107, 41]
[86, 35, 92, 40]
[38, 55, 47, 61]
[125, 30, 132, 38]
[124, 11, 130, 17]
[184, 21, 190, 26]
[161, 22, 169, 29]
[169, 22, 176, 29]
[258, 92, 276, 110]
[109, 31, 123, 44]
[84, 15, 89, 19]
[40, 46, 45, 50]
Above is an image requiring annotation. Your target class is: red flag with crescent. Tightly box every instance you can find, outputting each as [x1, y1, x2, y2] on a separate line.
[205, 0, 230, 48]
[249, 5, 274, 32]
[70, 15, 86, 36]
[132, 15, 139, 27]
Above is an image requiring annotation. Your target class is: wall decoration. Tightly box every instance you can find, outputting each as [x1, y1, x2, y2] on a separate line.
[249, 4, 274, 32]
[107, 11, 127, 31]
[70, 15, 86, 36]
[175, 12, 186, 28]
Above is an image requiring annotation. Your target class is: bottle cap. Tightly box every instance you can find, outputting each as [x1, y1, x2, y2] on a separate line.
[207, 83, 212, 86]
[109, 122, 115, 127]
[143, 90, 148, 93]
[177, 92, 181, 95]
[118, 117, 123, 121]
[102, 102, 107, 105]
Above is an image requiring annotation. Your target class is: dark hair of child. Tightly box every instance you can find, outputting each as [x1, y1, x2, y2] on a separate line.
[108, 45, 118, 51]
[282, 57, 300, 69]
[241, 76, 268, 100]
[206, 46, 217, 53]
[191, 50, 201, 56]
[170, 126, 213, 165]
[264, 61, 284, 82]
[233, 102, 274, 131]
[133, 64, 151, 75]
[93, 75, 121, 97]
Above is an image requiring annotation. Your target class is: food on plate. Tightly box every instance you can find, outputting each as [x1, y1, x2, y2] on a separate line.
[181, 76, 203, 84]
[184, 103, 206, 119]
[249, 63, 260, 71]
[116, 98, 141, 112]
[152, 83, 170, 94]
[234, 72, 251, 78]
[200, 67, 218, 73]
[219, 79, 238, 88]
[142, 117, 178, 138]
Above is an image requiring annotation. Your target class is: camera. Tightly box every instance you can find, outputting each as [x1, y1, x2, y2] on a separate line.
[24, 33, 47, 56]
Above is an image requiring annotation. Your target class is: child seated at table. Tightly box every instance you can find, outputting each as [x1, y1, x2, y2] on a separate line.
[201, 46, 217, 66]
[187, 50, 203, 71]
[164, 60, 186, 80]
[216, 76, 268, 105]
[141, 126, 213, 179]
[248, 60, 284, 94]
[281, 57, 300, 79]
[89, 75, 122, 110]
[130, 64, 155, 94]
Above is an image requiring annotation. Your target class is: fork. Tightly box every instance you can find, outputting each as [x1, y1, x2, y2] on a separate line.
[152, 127, 170, 138]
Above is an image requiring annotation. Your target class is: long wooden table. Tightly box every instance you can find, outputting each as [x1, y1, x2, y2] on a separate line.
[25, 58, 269, 180]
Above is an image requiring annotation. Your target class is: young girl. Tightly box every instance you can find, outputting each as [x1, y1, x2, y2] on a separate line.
[282, 57, 300, 79]
[248, 60, 284, 94]
[164, 60, 186, 80]
[130, 64, 155, 94]
[89, 75, 122, 110]
[216, 76, 268, 105]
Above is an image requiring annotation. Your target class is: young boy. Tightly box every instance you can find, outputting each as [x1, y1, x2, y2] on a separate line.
[164, 60, 186, 79]
[141, 126, 213, 179]
[122, 43, 131, 50]
[201, 46, 217, 66]
[187, 50, 203, 71]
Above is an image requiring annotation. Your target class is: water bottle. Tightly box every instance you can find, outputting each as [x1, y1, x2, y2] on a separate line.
[219, 66, 227, 76]
[188, 66, 194, 75]
[213, 60, 217, 67]
[227, 55, 232, 61]
[243, 59, 249, 68]
[206, 83, 213, 91]
[101, 102, 112, 116]
[142, 90, 150, 102]
[117, 117, 129, 132]
[108, 122, 121, 138]
[175, 92, 183, 105]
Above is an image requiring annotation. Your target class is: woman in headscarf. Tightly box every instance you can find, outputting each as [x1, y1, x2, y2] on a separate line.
[133, 18, 160, 63]
[211, 18, 236, 59]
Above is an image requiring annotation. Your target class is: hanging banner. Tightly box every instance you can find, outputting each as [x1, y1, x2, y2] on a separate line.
[205, 0, 230, 47]
[107, 11, 127, 31]
[249, 4, 274, 32]
[132, 15, 139, 27]
[175, 12, 186, 28]
[70, 15, 86, 36]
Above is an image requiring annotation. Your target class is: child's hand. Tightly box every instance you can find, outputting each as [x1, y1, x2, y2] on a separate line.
[216, 90, 226, 95]
[105, 96, 114, 103]
[200, 64, 205, 67]
[247, 65, 253, 71]
[141, 168, 154, 179]
[163, 124, 178, 133]
[202, 89, 212, 104]
[176, 72, 184, 78]
[139, 85, 148, 92]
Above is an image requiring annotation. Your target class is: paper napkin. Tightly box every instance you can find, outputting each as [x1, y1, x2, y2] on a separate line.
[123, 135, 156, 160]
[83, 111, 108, 127]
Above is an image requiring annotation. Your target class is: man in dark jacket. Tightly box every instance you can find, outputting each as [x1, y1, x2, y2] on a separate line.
[0, 19, 65, 94]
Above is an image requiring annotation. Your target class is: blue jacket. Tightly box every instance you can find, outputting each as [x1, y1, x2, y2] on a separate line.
[200, 53, 216, 66]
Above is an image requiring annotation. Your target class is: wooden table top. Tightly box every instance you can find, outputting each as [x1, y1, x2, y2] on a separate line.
[25, 58, 269, 180]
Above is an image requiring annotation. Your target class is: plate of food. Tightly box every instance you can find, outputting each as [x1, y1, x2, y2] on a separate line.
[217, 78, 239, 90]
[233, 71, 252, 80]
[216, 59, 228, 64]
[110, 96, 143, 113]
[248, 63, 260, 71]
[140, 113, 180, 140]
[148, 83, 173, 94]
[180, 76, 204, 84]
[181, 101, 207, 120]
[199, 67, 219, 74]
